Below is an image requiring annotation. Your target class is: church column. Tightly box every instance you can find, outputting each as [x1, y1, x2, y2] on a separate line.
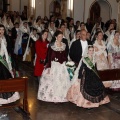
[28, 0, 36, 17]
[9, 0, 12, 11]
[61, 0, 67, 19]
[67, 0, 74, 18]
[44, 0, 46, 16]
[117, 0, 120, 31]
[7, 0, 10, 11]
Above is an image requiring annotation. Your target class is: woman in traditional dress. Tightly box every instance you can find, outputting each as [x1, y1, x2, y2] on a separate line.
[67, 45, 110, 108]
[3, 16, 13, 33]
[34, 30, 49, 80]
[34, 18, 44, 35]
[37, 31, 71, 102]
[93, 31, 109, 70]
[23, 28, 39, 63]
[0, 24, 20, 105]
[107, 30, 120, 91]
[19, 21, 30, 55]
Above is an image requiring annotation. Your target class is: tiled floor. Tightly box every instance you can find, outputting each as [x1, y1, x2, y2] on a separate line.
[0, 62, 120, 120]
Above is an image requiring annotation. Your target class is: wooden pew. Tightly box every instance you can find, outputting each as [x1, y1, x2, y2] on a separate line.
[0, 77, 29, 113]
[98, 69, 120, 81]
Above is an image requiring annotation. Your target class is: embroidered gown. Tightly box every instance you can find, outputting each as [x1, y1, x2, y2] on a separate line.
[107, 42, 120, 91]
[0, 37, 20, 105]
[67, 57, 110, 108]
[37, 42, 71, 102]
[94, 40, 109, 70]
[94, 40, 111, 88]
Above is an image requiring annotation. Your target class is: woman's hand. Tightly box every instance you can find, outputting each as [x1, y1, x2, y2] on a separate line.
[94, 46, 98, 52]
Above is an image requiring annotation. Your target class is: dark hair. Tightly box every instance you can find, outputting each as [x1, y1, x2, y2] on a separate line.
[76, 21, 80, 24]
[6, 16, 11, 19]
[75, 30, 81, 35]
[36, 18, 41, 23]
[14, 22, 19, 25]
[114, 30, 119, 35]
[32, 27, 37, 31]
[54, 30, 63, 37]
[0, 24, 7, 36]
[36, 16, 41, 20]
[88, 45, 94, 49]
[23, 21, 28, 24]
[0, 24, 5, 28]
[95, 31, 103, 36]
[96, 28, 101, 32]
[60, 23, 65, 28]
[39, 30, 48, 41]
[80, 22, 85, 26]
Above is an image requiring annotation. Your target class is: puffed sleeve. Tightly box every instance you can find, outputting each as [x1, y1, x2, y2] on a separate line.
[45, 46, 52, 68]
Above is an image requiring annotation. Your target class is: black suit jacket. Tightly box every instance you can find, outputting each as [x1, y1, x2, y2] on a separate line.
[86, 23, 93, 33]
[100, 22, 104, 30]
[11, 27, 17, 40]
[69, 40, 92, 64]
[55, 19, 64, 28]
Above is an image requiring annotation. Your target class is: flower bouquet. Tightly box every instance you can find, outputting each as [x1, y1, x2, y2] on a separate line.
[66, 61, 76, 80]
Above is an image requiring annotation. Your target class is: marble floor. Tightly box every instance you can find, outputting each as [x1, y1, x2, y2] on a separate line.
[0, 61, 120, 120]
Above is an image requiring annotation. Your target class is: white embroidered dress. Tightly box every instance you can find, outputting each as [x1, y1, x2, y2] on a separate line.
[37, 42, 71, 102]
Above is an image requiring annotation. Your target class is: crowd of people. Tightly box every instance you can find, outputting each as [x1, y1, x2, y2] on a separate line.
[0, 9, 120, 109]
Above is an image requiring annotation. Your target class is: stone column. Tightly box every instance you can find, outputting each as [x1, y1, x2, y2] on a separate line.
[61, 0, 67, 19]
[117, 0, 120, 31]
[28, 0, 36, 17]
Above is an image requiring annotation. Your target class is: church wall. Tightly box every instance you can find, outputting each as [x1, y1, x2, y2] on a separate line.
[10, 0, 20, 12]
[20, 0, 28, 13]
[9, 0, 118, 23]
[46, 0, 53, 18]
[108, 0, 118, 19]
[84, 0, 117, 22]
[98, 0, 111, 23]
[73, 0, 84, 22]
[35, 0, 45, 18]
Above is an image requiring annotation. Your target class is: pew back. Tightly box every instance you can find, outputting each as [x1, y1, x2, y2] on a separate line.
[98, 69, 120, 81]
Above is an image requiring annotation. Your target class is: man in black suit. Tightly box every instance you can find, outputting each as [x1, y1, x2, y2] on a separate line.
[11, 22, 19, 49]
[55, 15, 64, 28]
[98, 17, 104, 30]
[86, 18, 93, 33]
[11, 22, 19, 40]
[69, 30, 92, 65]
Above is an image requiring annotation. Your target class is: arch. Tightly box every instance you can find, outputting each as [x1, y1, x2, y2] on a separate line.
[49, 0, 61, 17]
[89, 0, 112, 23]
[90, 1, 101, 22]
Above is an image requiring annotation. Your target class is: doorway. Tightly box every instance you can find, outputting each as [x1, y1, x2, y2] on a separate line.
[49, 0, 61, 17]
[89, 0, 112, 23]
[90, 1, 101, 23]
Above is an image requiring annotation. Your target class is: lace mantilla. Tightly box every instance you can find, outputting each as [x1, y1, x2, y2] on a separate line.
[51, 42, 66, 51]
